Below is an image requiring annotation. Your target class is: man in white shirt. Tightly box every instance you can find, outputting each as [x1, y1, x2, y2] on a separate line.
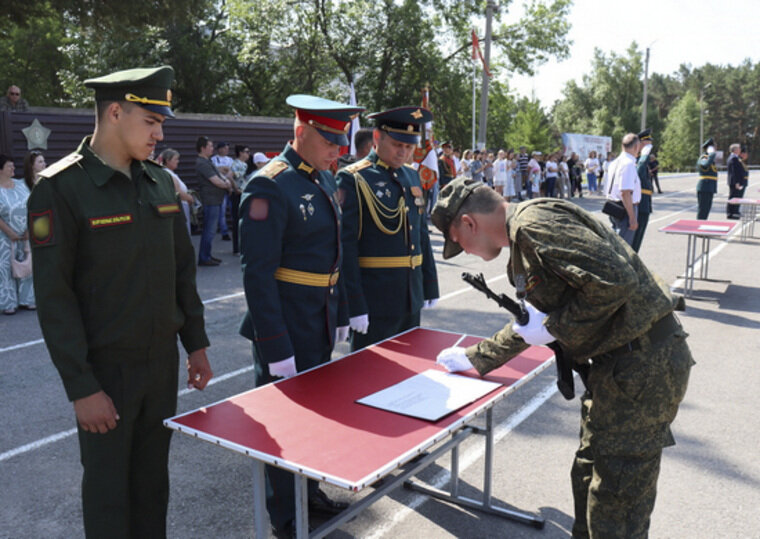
[606, 133, 641, 246]
[211, 141, 235, 241]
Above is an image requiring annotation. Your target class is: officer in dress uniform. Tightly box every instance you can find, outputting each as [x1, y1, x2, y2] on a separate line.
[725, 143, 747, 219]
[696, 137, 718, 220]
[238, 94, 362, 538]
[336, 106, 440, 351]
[631, 128, 654, 252]
[27, 66, 213, 538]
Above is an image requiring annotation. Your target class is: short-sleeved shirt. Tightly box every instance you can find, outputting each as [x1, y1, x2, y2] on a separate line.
[607, 152, 641, 204]
[195, 156, 226, 206]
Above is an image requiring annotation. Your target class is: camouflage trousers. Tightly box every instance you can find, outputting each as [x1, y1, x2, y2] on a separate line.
[571, 326, 694, 538]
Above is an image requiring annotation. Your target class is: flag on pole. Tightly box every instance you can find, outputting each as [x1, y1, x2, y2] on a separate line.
[471, 29, 492, 77]
[348, 82, 361, 156]
[414, 86, 439, 190]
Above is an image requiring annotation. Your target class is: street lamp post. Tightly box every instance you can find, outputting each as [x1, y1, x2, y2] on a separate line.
[699, 82, 712, 150]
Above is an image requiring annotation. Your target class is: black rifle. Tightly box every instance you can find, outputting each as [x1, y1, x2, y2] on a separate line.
[461, 272, 577, 400]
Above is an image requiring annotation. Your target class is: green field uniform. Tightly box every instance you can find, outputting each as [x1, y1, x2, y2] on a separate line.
[460, 199, 694, 538]
[28, 136, 209, 537]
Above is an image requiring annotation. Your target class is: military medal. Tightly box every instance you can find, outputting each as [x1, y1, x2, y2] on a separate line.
[299, 203, 307, 221]
[385, 188, 392, 198]
[307, 203, 314, 216]
[411, 186, 425, 207]
[376, 189, 384, 198]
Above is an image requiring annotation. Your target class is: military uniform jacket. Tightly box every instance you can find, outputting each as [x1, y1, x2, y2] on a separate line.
[637, 154, 652, 214]
[27, 137, 209, 401]
[336, 150, 439, 319]
[696, 152, 718, 193]
[466, 199, 680, 375]
[238, 143, 348, 366]
[727, 153, 747, 189]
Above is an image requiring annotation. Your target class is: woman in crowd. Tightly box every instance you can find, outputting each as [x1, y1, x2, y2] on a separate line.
[482, 151, 495, 187]
[159, 148, 194, 236]
[584, 150, 600, 194]
[23, 150, 46, 191]
[493, 149, 507, 197]
[503, 149, 517, 201]
[557, 155, 570, 199]
[0, 155, 35, 314]
[470, 150, 485, 183]
[568, 152, 582, 197]
[544, 153, 559, 198]
[527, 152, 541, 199]
[461, 149, 473, 178]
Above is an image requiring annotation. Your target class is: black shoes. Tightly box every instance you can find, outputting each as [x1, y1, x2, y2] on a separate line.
[210, 256, 222, 263]
[198, 259, 220, 266]
[727, 214, 741, 220]
[221, 234, 231, 241]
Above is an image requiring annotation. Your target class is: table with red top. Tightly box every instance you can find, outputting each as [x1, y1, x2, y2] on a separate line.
[165, 327, 555, 538]
[727, 198, 760, 240]
[659, 219, 738, 297]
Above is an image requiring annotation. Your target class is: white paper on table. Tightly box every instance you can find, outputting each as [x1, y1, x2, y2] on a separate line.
[356, 369, 503, 422]
[697, 224, 730, 232]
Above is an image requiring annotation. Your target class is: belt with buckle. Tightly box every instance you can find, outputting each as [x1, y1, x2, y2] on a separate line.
[358, 254, 423, 269]
[608, 312, 681, 356]
[274, 267, 339, 287]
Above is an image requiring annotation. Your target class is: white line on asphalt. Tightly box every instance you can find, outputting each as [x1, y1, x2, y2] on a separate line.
[0, 292, 246, 355]
[364, 381, 560, 539]
[0, 364, 255, 463]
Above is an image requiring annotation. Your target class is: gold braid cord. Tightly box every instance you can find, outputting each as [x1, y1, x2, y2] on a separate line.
[353, 171, 408, 245]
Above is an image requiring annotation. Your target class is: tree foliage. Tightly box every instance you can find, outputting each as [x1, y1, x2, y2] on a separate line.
[659, 91, 701, 171]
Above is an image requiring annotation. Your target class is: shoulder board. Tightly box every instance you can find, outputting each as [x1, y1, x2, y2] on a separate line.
[258, 160, 289, 179]
[38, 152, 83, 179]
[344, 159, 372, 174]
[403, 163, 417, 169]
[144, 158, 162, 167]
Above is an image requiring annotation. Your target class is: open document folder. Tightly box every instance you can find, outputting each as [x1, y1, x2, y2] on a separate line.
[356, 369, 503, 422]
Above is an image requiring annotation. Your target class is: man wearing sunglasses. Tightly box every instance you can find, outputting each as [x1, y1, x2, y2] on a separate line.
[1, 85, 29, 112]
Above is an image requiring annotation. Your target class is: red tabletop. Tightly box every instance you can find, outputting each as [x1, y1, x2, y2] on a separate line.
[659, 219, 738, 236]
[166, 327, 554, 490]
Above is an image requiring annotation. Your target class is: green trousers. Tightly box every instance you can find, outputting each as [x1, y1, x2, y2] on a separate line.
[77, 350, 178, 538]
[570, 325, 694, 538]
[697, 191, 714, 220]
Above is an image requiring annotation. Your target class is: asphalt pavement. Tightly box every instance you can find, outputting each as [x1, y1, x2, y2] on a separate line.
[1, 172, 759, 538]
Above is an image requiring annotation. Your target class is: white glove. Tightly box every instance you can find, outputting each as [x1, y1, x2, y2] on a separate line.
[512, 302, 555, 346]
[335, 325, 350, 343]
[269, 356, 297, 378]
[423, 298, 438, 309]
[349, 314, 369, 334]
[436, 346, 473, 372]
[640, 143, 652, 157]
[707, 146, 716, 155]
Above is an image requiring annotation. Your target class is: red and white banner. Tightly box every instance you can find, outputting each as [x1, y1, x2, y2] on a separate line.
[471, 29, 492, 78]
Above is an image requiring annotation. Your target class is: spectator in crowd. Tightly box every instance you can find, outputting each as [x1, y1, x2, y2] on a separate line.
[482, 151, 495, 187]
[252, 152, 269, 170]
[471, 150, 485, 183]
[725, 143, 746, 219]
[606, 134, 641, 246]
[353, 127, 374, 160]
[648, 152, 661, 194]
[503, 149, 517, 201]
[23, 150, 46, 191]
[452, 148, 462, 177]
[461, 149, 473, 178]
[493, 149, 508, 198]
[558, 155, 570, 199]
[212, 142, 234, 241]
[0, 85, 29, 112]
[601, 152, 614, 194]
[527, 151, 541, 199]
[159, 148, 194, 237]
[0, 154, 35, 314]
[568, 152, 583, 197]
[195, 136, 233, 266]
[438, 141, 456, 188]
[584, 150, 600, 194]
[228, 145, 249, 253]
[517, 146, 530, 201]
[544, 153, 559, 197]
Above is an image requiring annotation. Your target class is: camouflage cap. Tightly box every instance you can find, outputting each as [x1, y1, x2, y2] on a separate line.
[431, 177, 487, 259]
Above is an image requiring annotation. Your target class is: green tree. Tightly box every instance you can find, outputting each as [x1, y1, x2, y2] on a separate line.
[660, 90, 701, 171]
[507, 96, 556, 153]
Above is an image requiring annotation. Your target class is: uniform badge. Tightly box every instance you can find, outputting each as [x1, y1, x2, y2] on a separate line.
[299, 203, 307, 221]
[376, 189, 384, 199]
[385, 188, 392, 198]
[525, 275, 541, 292]
[30, 209, 54, 246]
[88, 213, 133, 229]
[307, 203, 315, 216]
[248, 198, 269, 221]
[376, 181, 387, 188]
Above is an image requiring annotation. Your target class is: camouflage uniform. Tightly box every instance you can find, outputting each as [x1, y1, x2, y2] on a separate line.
[463, 199, 694, 538]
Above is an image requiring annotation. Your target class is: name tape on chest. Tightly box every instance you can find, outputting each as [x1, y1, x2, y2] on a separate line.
[89, 213, 133, 229]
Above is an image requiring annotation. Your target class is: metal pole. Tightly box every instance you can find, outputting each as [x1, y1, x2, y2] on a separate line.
[641, 47, 650, 130]
[472, 63, 477, 151]
[699, 88, 704, 150]
[477, 0, 495, 150]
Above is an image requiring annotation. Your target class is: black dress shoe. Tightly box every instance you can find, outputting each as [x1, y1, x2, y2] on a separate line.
[210, 256, 222, 263]
[221, 234, 231, 241]
[272, 519, 313, 538]
[198, 259, 220, 266]
[308, 488, 348, 516]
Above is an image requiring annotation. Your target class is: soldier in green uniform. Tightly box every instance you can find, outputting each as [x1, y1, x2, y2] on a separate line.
[431, 177, 693, 538]
[27, 66, 213, 538]
[336, 106, 439, 351]
[696, 137, 718, 219]
[239, 94, 362, 538]
[631, 128, 654, 252]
